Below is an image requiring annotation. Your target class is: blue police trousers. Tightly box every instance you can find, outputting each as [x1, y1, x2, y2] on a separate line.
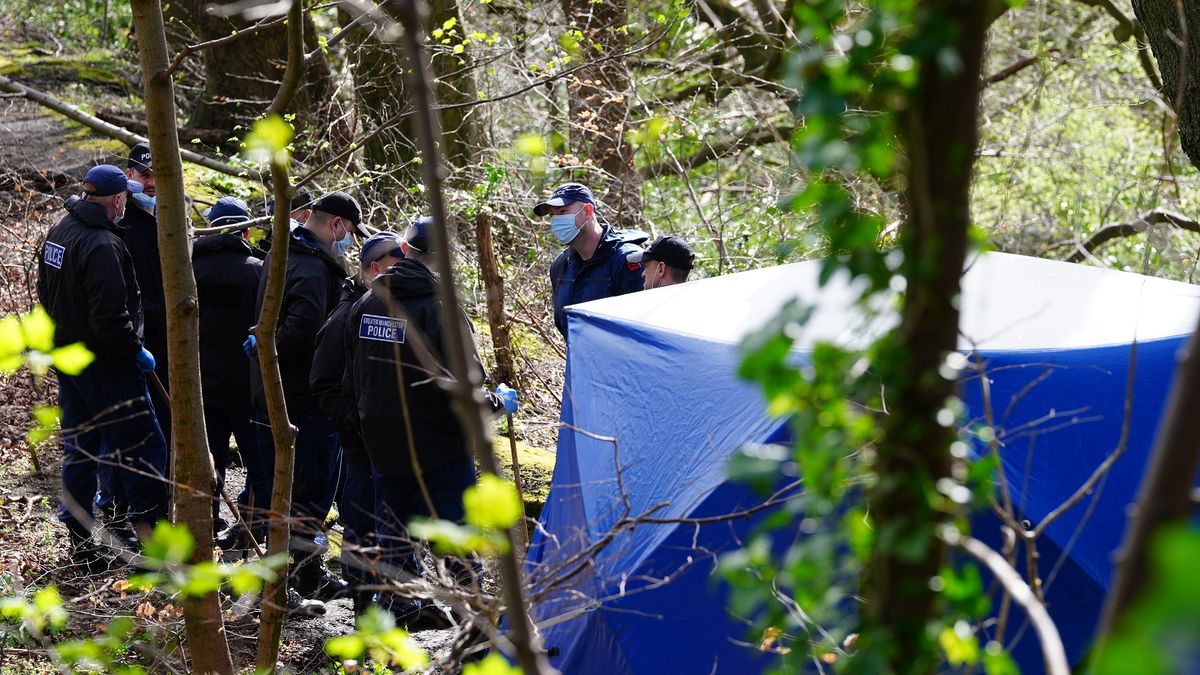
[57, 365, 169, 539]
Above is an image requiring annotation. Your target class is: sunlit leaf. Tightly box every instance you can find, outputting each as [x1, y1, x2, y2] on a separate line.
[513, 133, 546, 157]
[181, 561, 222, 597]
[0, 314, 24, 358]
[141, 522, 194, 566]
[463, 473, 522, 530]
[20, 306, 55, 353]
[50, 343, 94, 375]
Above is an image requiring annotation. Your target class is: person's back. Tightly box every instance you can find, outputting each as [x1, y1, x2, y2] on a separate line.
[194, 232, 262, 411]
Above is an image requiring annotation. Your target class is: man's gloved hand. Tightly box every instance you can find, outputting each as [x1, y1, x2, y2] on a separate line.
[495, 383, 519, 415]
[242, 334, 257, 356]
[136, 347, 156, 374]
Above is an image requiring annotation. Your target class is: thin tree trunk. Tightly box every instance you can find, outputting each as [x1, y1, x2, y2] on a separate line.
[861, 2, 989, 673]
[560, 0, 643, 229]
[1096, 330, 1200, 643]
[254, 0, 306, 669]
[474, 211, 518, 389]
[388, 0, 552, 671]
[128, 1, 233, 673]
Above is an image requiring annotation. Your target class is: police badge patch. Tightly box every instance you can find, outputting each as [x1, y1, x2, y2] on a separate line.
[359, 314, 407, 343]
[44, 241, 65, 269]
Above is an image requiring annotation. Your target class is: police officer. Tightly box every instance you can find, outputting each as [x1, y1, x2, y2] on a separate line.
[343, 217, 518, 626]
[37, 165, 169, 570]
[193, 197, 263, 538]
[246, 190, 361, 600]
[627, 235, 695, 289]
[533, 183, 646, 340]
[310, 230, 404, 616]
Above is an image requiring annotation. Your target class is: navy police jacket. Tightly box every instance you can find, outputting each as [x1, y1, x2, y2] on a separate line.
[343, 258, 501, 479]
[250, 227, 345, 414]
[549, 224, 646, 339]
[120, 200, 169, 384]
[193, 233, 262, 410]
[36, 198, 144, 367]
[310, 277, 368, 458]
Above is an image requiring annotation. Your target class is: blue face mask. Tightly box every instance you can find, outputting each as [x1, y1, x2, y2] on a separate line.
[131, 192, 156, 215]
[551, 212, 580, 244]
[332, 221, 354, 256]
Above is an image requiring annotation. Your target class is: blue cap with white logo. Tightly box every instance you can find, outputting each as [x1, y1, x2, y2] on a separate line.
[83, 164, 143, 198]
[203, 196, 252, 226]
[533, 183, 596, 216]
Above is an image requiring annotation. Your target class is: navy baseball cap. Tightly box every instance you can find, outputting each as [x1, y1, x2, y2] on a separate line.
[360, 231, 405, 266]
[203, 197, 252, 226]
[84, 164, 143, 197]
[628, 235, 695, 270]
[533, 183, 595, 216]
[404, 216, 434, 253]
[128, 142, 152, 173]
[312, 191, 362, 231]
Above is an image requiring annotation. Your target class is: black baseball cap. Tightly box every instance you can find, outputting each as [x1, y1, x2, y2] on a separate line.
[312, 191, 362, 232]
[628, 235, 695, 270]
[405, 216, 434, 253]
[84, 165, 143, 197]
[533, 183, 596, 216]
[360, 231, 405, 266]
[128, 142, 152, 173]
[266, 186, 314, 216]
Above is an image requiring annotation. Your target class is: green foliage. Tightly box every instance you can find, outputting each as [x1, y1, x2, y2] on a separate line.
[0, 586, 67, 634]
[1090, 525, 1200, 674]
[130, 522, 283, 598]
[464, 473, 523, 529]
[324, 605, 429, 670]
[243, 115, 295, 167]
[463, 653, 523, 675]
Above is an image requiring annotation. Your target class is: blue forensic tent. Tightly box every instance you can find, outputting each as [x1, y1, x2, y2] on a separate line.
[525, 252, 1200, 674]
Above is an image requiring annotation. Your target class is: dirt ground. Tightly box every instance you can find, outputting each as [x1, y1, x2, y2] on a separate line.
[0, 47, 564, 674]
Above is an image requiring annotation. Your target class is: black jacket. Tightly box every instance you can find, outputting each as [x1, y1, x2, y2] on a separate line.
[311, 277, 367, 457]
[36, 198, 143, 367]
[344, 258, 501, 479]
[120, 200, 169, 382]
[250, 227, 345, 414]
[193, 233, 263, 409]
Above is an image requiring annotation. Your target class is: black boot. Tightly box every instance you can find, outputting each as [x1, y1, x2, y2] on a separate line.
[291, 555, 350, 601]
[285, 587, 326, 617]
[351, 589, 376, 617]
[67, 531, 112, 575]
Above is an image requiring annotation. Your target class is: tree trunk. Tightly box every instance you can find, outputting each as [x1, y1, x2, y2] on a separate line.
[429, 0, 485, 183]
[1132, 0, 1200, 168]
[128, 2, 233, 673]
[254, 1, 306, 669]
[560, 0, 643, 229]
[475, 211, 518, 389]
[861, 2, 989, 673]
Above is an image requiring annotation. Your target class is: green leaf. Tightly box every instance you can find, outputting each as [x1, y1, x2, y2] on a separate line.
[181, 561, 223, 597]
[463, 473, 522, 529]
[32, 586, 67, 631]
[982, 642, 1019, 675]
[513, 133, 546, 157]
[324, 634, 366, 661]
[939, 624, 979, 666]
[409, 518, 506, 555]
[243, 115, 294, 165]
[245, 226, 267, 247]
[26, 405, 61, 448]
[50, 342, 94, 375]
[0, 314, 25, 359]
[227, 566, 265, 596]
[141, 522, 194, 565]
[20, 306, 55, 353]
[376, 628, 429, 668]
[442, 17, 457, 31]
[464, 653, 523, 675]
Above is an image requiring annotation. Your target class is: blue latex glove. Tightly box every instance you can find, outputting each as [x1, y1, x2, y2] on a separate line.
[136, 347, 156, 373]
[495, 383, 519, 415]
[242, 334, 257, 356]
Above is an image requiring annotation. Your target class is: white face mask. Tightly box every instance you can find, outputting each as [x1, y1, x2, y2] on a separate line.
[550, 212, 581, 244]
[332, 220, 354, 256]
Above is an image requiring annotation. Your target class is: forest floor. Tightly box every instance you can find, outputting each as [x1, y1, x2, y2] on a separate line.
[0, 38, 564, 674]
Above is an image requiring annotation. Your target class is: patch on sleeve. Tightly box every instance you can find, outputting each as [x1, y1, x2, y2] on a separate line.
[43, 241, 65, 270]
[359, 313, 407, 343]
[627, 261, 641, 272]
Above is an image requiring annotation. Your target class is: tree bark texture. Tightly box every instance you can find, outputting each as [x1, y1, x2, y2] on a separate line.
[560, 0, 644, 230]
[1132, 0, 1200, 169]
[474, 211, 519, 389]
[861, 2, 989, 673]
[165, 0, 342, 148]
[128, 1, 233, 673]
[255, 1, 306, 669]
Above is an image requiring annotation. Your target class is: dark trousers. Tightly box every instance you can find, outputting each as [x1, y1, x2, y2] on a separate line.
[373, 457, 476, 579]
[58, 365, 169, 539]
[204, 404, 258, 530]
[95, 363, 170, 522]
[341, 452, 377, 593]
[249, 408, 341, 555]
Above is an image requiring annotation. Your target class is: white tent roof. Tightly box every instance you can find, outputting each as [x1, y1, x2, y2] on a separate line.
[567, 252, 1200, 351]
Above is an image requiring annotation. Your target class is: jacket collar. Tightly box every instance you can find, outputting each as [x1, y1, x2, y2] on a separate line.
[193, 232, 253, 256]
[67, 198, 120, 232]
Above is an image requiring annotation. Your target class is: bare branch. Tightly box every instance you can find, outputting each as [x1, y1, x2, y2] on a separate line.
[1062, 209, 1200, 262]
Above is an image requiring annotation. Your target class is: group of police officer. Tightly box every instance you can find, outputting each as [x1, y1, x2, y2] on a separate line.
[36, 142, 695, 623]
